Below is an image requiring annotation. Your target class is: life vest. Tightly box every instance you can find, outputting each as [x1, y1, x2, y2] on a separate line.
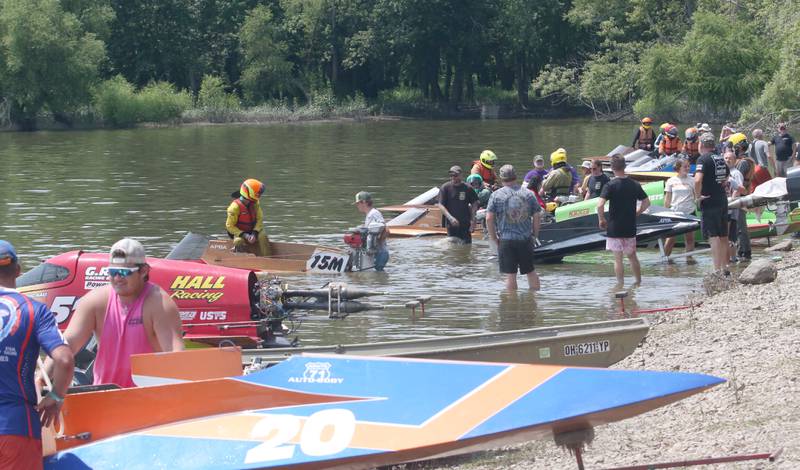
[660, 136, 681, 155]
[636, 127, 655, 150]
[547, 167, 572, 199]
[233, 198, 258, 233]
[683, 139, 699, 157]
[736, 157, 756, 189]
[471, 160, 496, 185]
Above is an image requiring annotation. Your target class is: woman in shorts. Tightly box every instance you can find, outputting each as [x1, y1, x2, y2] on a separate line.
[663, 158, 696, 260]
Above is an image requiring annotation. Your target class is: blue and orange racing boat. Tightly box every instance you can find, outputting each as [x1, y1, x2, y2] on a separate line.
[45, 353, 724, 469]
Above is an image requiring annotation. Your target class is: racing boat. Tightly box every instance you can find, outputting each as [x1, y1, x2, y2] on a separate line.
[382, 188, 699, 262]
[240, 317, 649, 368]
[44, 352, 724, 469]
[166, 232, 355, 273]
[556, 180, 800, 240]
[16, 250, 385, 349]
[532, 205, 701, 263]
[382, 187, 484, 238]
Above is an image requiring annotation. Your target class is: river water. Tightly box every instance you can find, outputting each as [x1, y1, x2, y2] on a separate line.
[0, 119, 710, 346]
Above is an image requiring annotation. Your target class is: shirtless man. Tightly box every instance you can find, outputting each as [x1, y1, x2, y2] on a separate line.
[45, 238, 183, 388]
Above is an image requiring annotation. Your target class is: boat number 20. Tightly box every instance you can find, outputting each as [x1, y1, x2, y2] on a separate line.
[244, 409, 356, 464]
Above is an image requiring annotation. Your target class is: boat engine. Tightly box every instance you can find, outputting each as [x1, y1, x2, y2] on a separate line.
[343, 222, 386, 271]
[252, 277, 387, 347]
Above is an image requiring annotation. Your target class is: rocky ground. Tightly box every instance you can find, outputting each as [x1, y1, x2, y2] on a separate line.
[399, 240, 800, 470]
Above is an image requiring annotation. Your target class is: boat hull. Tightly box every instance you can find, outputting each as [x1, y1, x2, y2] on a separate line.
[45, 354, 724, 470]
[242, 318, 649, 368]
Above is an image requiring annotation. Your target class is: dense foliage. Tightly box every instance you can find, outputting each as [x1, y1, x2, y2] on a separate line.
[0, 0, 796, 129]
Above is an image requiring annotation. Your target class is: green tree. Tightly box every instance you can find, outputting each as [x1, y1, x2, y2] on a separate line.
[0, 0, 106, 130]
[635, 11, 775, 119]
[106, 0, 197, 90]
[239, 5, 296, 103]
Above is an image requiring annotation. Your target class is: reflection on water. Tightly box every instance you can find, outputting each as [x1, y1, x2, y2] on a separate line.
[0, 119, 711, 344]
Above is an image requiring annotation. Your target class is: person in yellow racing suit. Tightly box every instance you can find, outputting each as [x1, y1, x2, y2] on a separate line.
[226, 178, 271, 256]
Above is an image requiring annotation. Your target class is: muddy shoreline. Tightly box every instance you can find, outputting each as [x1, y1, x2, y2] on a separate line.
[401, 240, 800, 469]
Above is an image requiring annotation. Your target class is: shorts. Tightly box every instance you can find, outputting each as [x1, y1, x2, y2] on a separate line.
[446, 224, 472, 244]
[0, 435, 43, 470]
[701, 207, 728, 238]
[605, 237, 637, 255]
[498, 239, 535, 274]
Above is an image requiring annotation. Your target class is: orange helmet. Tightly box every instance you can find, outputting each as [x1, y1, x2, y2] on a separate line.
[240, 178, 265, 201]
[641, 117, 653, 125]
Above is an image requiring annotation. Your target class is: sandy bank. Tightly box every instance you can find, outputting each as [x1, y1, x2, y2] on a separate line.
[411, 242, 800, 469]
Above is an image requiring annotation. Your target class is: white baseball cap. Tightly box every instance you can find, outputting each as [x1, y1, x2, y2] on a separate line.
[109, 238, 146, 265]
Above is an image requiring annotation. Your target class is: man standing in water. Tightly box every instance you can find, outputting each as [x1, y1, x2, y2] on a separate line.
[597, 155, 650, 286]
[486, 165, 542, 291]
[0, 240, 73, 469]
[45, 238, 184, 388]
[694, 133, 731, 275]
[438, 165, 479, 244]
[354, 191, 389, 271]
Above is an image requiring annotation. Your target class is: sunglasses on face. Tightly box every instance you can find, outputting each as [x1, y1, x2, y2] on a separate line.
[108, 266, 141, 278]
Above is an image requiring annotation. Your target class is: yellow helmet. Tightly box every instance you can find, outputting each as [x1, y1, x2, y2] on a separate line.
[729, 132, 748, 151]
[240, 178, 265, 201]
[550, 148, 567, 165]
[479, 150, 497, 168]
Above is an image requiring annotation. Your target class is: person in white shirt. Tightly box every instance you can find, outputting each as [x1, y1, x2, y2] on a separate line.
[353, 191, 389, 271]
[662, 159, 697, 260]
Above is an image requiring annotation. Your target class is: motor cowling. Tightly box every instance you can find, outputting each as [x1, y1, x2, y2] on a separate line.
[343, 227, 367, 249]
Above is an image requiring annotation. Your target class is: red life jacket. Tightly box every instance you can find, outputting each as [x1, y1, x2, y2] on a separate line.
[660, 136, 681, 155]
[471, 160, 496, 185]
[234, 198, 258, 232]
[750, 164, 772, 192]
[683, 139, 699, 157]
[636, 127, 655, 150]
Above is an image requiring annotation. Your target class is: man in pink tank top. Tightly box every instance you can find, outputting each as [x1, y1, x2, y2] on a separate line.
[45, 238, 183, 388]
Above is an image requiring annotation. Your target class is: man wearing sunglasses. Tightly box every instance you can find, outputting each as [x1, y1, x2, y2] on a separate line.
[44, 238, 183, 388]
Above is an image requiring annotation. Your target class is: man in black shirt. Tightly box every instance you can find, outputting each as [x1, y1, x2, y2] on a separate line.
[597, 155, 650, 286]
[694, 133, 730, 274]
[584, 158, 611, 200]
[438, 165, 479, 243]
[769, 123, 797, 177]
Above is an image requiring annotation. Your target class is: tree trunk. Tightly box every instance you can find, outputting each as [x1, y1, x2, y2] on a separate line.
[444, 62, 452, 102]
[452, 60, 464, 105]
[516, 53, 529, 109]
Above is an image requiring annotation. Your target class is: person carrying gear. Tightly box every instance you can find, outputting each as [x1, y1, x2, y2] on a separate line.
[470, 150, 498, 188]
[631, 117, 656, 151]
[226, 178, 271, 256]
[682, 127, 701, 163]
[541, 148, 573, 200]
[659, 125, 682, 156]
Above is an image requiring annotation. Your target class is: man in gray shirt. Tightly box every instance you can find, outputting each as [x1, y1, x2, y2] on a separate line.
[748, 129, 769, 169]
[486, 165, 542, 291]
